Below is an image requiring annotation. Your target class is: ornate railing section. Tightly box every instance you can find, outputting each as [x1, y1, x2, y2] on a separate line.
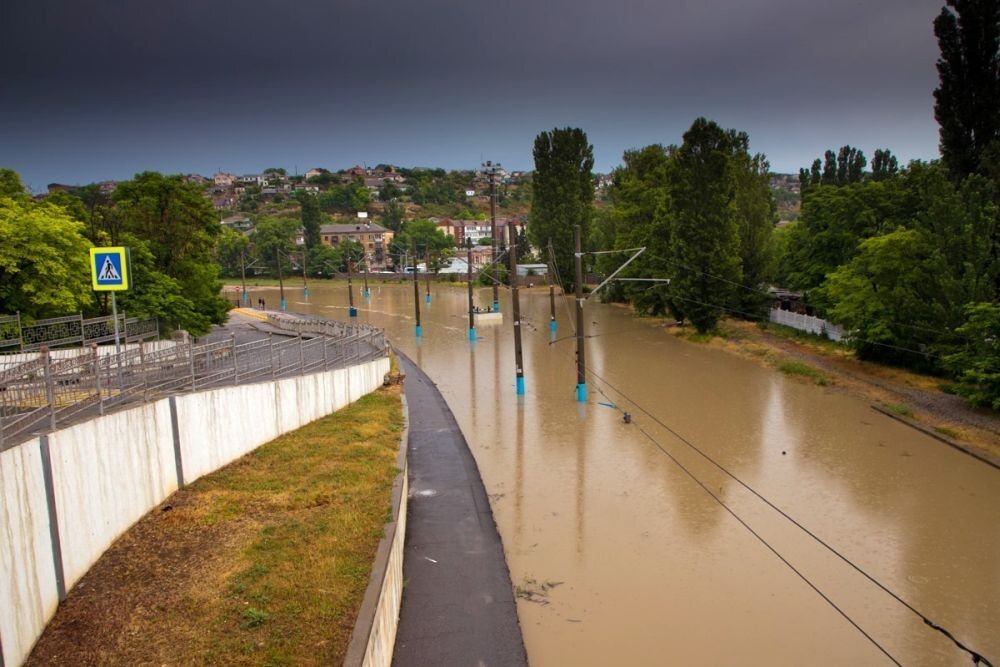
[0, 318, 388, 451]
[0, 312, 159, 351]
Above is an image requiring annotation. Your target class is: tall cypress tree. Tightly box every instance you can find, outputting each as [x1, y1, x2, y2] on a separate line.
[298, 192, 322, 248]
[529, 127, 595, 291]
[668, 118, 742, 333]
[934, 0, 1000, 180]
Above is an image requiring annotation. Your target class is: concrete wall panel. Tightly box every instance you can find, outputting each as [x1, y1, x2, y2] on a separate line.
[1, 356, 388, 666]
[175, 382, 281, 485]
[47, 401, 177, 591]
[0, 441, 58, 667]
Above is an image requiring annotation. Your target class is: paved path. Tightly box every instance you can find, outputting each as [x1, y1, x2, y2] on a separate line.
[393, 353, 527, 667]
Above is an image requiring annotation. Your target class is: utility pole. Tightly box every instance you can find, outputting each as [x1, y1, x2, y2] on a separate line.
[508, 221, 525, 395]
[412, 238, 421, 338]
[301, 247, 309, 298]
[346, 246, 357, 317]
[574, 225, 586, 402]
[240, 249, 248, 304]
[425, 252, 432, 304]
[467, 238, 475, 341]
[276, 247, 286, 312]
[363, 254, 370, 299]
[548, 239, 556, 334]
[483, 160, 501, 312]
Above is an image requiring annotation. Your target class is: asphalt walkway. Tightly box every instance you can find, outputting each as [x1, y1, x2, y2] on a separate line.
[393, 353, 527, 667]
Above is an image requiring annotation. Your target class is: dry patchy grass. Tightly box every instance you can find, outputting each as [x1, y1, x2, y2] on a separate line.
[27, 385, 403, 667]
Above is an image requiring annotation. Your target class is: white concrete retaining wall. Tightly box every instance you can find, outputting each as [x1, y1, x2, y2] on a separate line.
[344, 393, 409, 667]
[0, 356, 389, 667]
[47, 401, 178, 592]
[0, 441, 59, 667]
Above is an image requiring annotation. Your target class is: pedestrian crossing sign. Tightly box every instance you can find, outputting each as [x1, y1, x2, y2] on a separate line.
[90, 246, 130, 291]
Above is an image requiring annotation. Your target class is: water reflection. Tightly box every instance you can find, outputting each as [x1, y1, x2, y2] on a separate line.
[254, 282, 1000, 666]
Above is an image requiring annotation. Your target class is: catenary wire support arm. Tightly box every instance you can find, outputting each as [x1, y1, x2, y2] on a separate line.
[581, 247, 646, 300]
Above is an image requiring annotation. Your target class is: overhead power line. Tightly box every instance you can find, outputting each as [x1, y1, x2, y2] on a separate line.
[565, 344, 993, 666]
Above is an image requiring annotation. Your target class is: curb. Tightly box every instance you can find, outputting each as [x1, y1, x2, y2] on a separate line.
[870, 404, 1000, 470]
[343, 388, 410, 667]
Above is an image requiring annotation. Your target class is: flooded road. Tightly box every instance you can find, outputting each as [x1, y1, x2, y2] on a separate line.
[255, 281, 999, 666]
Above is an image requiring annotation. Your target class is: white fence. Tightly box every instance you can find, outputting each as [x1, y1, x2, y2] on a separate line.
[0, 356, 389, 667]
[769, 308, 845, 342]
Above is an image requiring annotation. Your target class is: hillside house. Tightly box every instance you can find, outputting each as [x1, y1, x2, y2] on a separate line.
[319, 222, 395, 269]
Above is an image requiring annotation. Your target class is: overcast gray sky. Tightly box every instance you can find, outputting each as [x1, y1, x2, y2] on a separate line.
[0, 0, 945, 190]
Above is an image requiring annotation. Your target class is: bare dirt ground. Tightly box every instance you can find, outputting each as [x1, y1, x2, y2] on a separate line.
[686, 317, 1000, 463]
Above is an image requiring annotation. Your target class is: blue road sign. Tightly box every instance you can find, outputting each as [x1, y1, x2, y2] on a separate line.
[90, 247, 130, 291]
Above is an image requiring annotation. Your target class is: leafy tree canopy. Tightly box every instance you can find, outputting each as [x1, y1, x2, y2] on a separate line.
[529, 127, 594, 292]
[0, 197, 94, 318]
[934, 0, 1000, 180]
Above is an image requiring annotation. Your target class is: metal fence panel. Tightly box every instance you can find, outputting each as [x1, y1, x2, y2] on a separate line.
[0, 315, 388, 451]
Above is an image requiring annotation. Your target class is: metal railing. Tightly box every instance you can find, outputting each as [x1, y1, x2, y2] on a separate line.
[0, 311, 159, 351]
[0, 318, 388, 451]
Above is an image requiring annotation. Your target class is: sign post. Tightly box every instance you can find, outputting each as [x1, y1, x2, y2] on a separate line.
[90, 247, 130, 354]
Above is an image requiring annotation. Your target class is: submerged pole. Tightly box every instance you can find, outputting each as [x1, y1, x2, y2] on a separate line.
[487, 163, 500, 312]
[276, 248, 286, 311]
[363, 256, 370, 299]
[347, 248, 357, 317]
[509, 222, 525, 395]
[302, 248, 309, 298]
[574, 225, 586, 402]
[240, 250, 248, 304]
[426, 255, 432, 304]
[549, 261, 557, 333]
[467, 239, 475, 341]
[413, 238, 421, 338]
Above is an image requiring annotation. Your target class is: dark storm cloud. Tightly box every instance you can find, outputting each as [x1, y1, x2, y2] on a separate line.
[0, 0, 946, 187]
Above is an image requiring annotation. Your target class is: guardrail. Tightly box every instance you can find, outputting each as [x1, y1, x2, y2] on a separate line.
[0, 318, 388, 451]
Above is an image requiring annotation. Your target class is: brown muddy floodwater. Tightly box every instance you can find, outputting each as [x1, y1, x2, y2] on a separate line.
[254, 281, 999, 666]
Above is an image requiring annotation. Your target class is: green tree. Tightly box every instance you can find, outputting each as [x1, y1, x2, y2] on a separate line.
[934, 0, 1000, 180]
[116, 234, 212, 335]
[378, 181, 402, 202]
[112, 172, 229, 328]
[529, 127, 595, 291]
[597, 144, 674, 315]
[0, 168, 27, 198]
[824, 228, 955, 368]
[251, 217, 299, 275]
[666, 118, 743, 332]
[339, 240, 366, 272]
[515, 227, 533, 261]
[298, 192, 322, 247]
[215, 227, 250, 278]
[306, 244, 344, 277]
[871, 149, 900, 181]
[782, 179, 905, 298]
[380, 199, 405, 232]
[945, 302, 1000, 409]
[731, 148, 777, 315]
[837, 145, 867, 185]
[821, 150, 838, 186]
[0, 197, 94, 318]
[392, 220, 454, 261]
